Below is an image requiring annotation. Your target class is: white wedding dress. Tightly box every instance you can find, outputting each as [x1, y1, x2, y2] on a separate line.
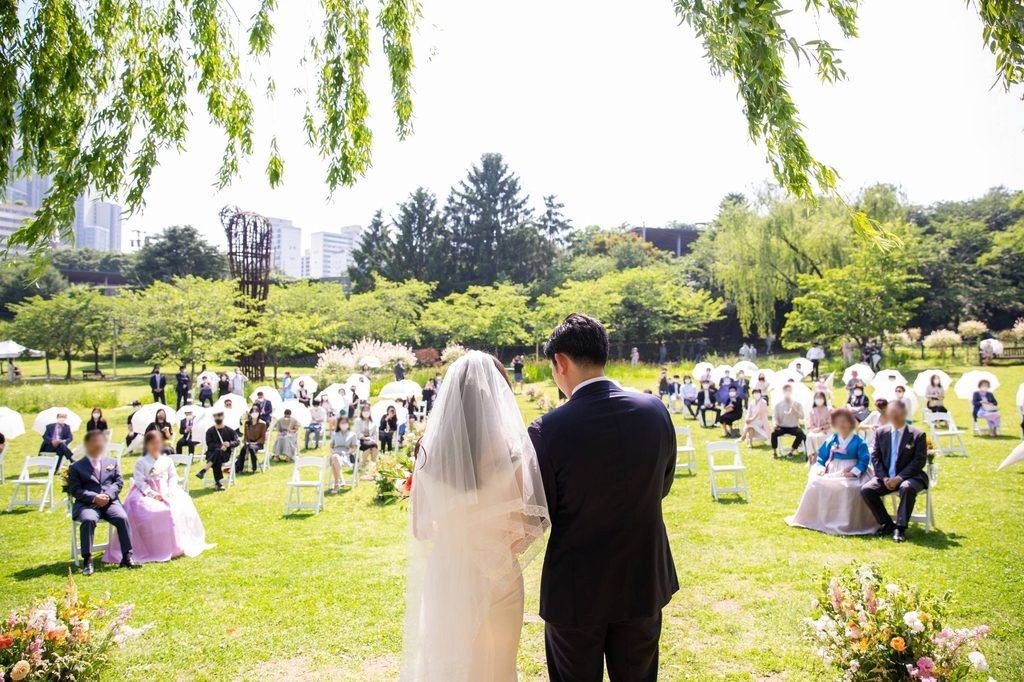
[401, 352, 550, 682]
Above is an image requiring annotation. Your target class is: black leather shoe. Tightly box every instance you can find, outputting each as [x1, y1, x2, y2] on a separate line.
[81, 556, 94, 576]
[195, 469, 206, 480]
[874, 523, 896, 537]
[120, 553, 142, 569]
[214, 484, 225, 491]
[893, 528, 907, 543]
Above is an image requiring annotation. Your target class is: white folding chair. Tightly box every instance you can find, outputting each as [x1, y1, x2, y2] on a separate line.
[202, 448, 236, 489]
[167, 454, 193, 492]
[285, 456, 328, 515]
[7, 456, 58, 512]
[330, 448, 360, 488]
[0, 442, 6, 483]
[70, 517, 112, 566]
[887, 463, 936, 533]
[674, 426, 697, 475]
[973, 417, 1001, 437]
[925, 413, 967, 457]
[707, 441, 748, 501]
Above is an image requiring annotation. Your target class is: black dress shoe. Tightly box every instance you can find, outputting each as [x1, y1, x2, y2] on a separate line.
[195, 469, 206, 480]
[214, 484, 225, 491]
[893, 528, 907, 543]
[874, 523, 896, 537]
[120, 553, 142, 569]
[81, 556, 94, 576]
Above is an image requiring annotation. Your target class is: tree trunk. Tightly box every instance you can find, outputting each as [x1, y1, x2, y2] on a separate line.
[45, 355, 51, 379]
[273, 361, 279, 386]
[94, 348, 101, 373]
[64, 351, 73, 380]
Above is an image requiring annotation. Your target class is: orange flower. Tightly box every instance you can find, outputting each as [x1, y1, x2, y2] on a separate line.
[0, 634, 13, 648]
[891, 637, 907, 652]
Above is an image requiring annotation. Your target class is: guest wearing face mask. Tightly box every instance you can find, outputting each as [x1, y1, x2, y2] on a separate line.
[804, 391, 833, 465]
[753, 373, 770, 405]
[719, 385, 743, 437]
[197, 377, 214, 407]
[145, 409, 174, 449]
[253, 391, 274, 426]
[196, 410, 239, 491]
[296, 382, 311, 408]
[844, 371, 866, 392]
[40, 411, 75, 469]
[86, 408, 108, 433]
[925, 375, 946, 413]
[329, 416, 360, 493]
[858, 398, 889, 453]
[272, 408, 302, 462]
[238, 407, 267, 474]
[379, 405, 399, 452]
[348, 389, 361, 419]
[422, 379, 437, 415]
[972, 380, 1000, 437]
[217, 373, 230, 398]
[771, 386, 806, 459]
[740, 389, 771, 447]
[149, 365, 167, 404]
[176, 406, 202, 455]
[305, 399, 328, 449]
[847, 386, 870, 422]
[126, 400, 142, 447]
[175, 365, 191, 410]
[696, 381, 719, 428]
[354, 404, 379, 463]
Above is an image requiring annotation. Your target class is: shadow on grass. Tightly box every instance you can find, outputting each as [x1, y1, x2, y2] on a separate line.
[11, 562, 79, 580]
[713, 496, 749, 505]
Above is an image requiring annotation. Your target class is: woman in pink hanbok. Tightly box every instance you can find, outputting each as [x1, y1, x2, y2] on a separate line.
[105, 432, 214, 564]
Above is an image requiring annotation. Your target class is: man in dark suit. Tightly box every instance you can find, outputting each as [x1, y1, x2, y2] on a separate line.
[860, 400, 929, 543]
[696, 381, 719, 428]
[150, 365, 167, 404]
[254, 392, 274, 425]
[175, 365, 191, 409]
[39, 412, 75, 469]
[67, 431, 141, 575]
[176, 405, 201, 455]
[528, 313, 678, 682]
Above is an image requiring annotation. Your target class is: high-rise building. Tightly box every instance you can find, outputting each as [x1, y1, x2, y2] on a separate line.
[268, 217, 303, 278]
[306, 224, 362, 279]
[0, 203, 36, 254]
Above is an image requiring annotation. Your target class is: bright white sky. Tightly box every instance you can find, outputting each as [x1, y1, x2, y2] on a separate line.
[125, 0, 1024, 251]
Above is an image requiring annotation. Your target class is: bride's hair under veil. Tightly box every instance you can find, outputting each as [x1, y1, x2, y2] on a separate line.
[401, 351, 550, 681]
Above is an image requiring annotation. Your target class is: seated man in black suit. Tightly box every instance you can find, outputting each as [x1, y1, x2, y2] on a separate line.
[67, 431, 141, 575]
[696, 381, 720, 428]
[39, 412, 75, 469]
[860, 400, 929, 543]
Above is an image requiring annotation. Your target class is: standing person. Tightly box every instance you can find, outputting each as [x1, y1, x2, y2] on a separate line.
[196, 410, 238, 491]
[765, 332, 775, 356]
[86, 408, 108, 433]
[379, 404, 398, 453]
[126, 400, 142, 447]
[630, 347, 640, 367]
[39, 412, 75, 469]
[806, 342, 826, 381]
[361, 364, 373, 379]
[175, 365, 191, 410]
[176, 406, 201, 455]
[305, 399, 327, 449]
[149, 365, 167, 404]
[526, 315, 676, 682]
[422, 379, 437, 414]
[859, 400, 929, 543]
[512, 355, 525, 394]
[217, 373, 230, 398]
[238, 407, 267, 474]
[659, 342, 668, 365]
[67, 431, 140, 575]
[395, 359, 405, 382]
[229, 367, 247, 396]
[739, 342, 750, 361]
[328, 416, 359, 493]
[771, 385, 806, 458]
[280, 371, 295, 400]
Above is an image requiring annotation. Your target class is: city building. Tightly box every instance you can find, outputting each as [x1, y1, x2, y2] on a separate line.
[305, 224, 362, 279]
[0, 203, 36, 254]
[268, 217, 303, 278]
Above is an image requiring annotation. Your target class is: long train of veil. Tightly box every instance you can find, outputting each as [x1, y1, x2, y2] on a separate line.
[401, 351, 550, 681]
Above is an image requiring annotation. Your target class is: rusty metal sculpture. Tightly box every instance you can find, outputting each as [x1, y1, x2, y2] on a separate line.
[221, 205, 272, 380]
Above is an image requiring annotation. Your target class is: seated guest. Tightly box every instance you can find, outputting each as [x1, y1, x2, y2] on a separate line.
[771, 385, 805, 459]
[348, 390, 361, 419]
[893, 385, 914, 422]
[195, 410, 239, 491]
[860, 400, 929, 543]
[176, 406, 201, 455]
[407, 395, 419, 419]
[379, 405, 399, 452]
[735, 370, 750, 408]
[354, 404, 379, 463]
[804, 392, 832, 465]
[752, 373, 770, 405]
[398, 413, 418, 447]
[296, 382, 311, 407]
[67, 431, 140, 575]
[857, 398, 889, 453]
[272, 408, 301, 462]
[86, 408, 108, 433]
[925, 375, 946, 413]
[146, 408, 174, 449]
[786, 408, 877, 535]
[666, 374, 682, 414]
[847, 386, 870, 422]
[739, 388, 770, 447]
[678, 376, 698, 418]
[40, 411, 75, 469]
[329, 417, 359, 493]
[716, 370, 735, 402]
[305, 399, 327, 449]
[198, 378, 214, 407]
[253, 391, 274, 425]
[845, 370, 866, 392]
[125, 399, 142, 447]
[697, 380, 719, 428]
[657, 368, 670, 400]
[719, 385, 743, 437]
[813, 380, 833, 407]
[106, 431, 213, 564]
[972, 380, 1000, 436]
[238, 407, 267, 474]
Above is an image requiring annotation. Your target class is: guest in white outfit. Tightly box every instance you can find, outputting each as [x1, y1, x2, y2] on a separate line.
[857, 398, 889, 453]
[786, 407, 878, 536]
[739, 388, 770, 447]
[804, 391, 832, 465]
[806, 342, 826, 381]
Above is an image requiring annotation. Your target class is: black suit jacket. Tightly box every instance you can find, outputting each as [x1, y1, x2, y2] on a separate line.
[150, 374, 167, 391]
[67, 456, 124, 519]
[39, 423, 73, 452]
[870, 424, 929, 488]
[528, 380, 678, 627]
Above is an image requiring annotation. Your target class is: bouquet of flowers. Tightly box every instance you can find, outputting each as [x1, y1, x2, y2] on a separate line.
[806, 565, 993, 681]
[373, 451, 414, 501]
[0, 574, 148, 682]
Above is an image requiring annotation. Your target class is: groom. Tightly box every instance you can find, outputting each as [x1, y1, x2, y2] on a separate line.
[529, 313, 678, 682]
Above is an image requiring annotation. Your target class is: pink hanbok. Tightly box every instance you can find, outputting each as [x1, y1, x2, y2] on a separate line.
[104, 454, 214, 564]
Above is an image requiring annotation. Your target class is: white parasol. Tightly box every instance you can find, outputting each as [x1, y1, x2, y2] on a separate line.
[213, 393, 248, 411]
[130, 403, 177, 434]
[787, 358, 810, 377]
[870, 369, 908, 389]
[912, 370, 952, 398]
[732, 361, 759, 377]
[274, 400, 312, 427]
[32, 408, 83, 434]
[371, 400, 408, 425]
[769, 383, 814, 417]
[379, 379, 423, 400]
[0, 407, 26, 439]
[1016, 382, 1024, 408]
[691, 362, 714, 382]
[249, 386, 283, 409]
[294, 375, 318, 396]
[980, 338, 1004, 356]
[358, 356, 382, 369]
[345, 374, 372, 401]
[0, 340, 26, 359]
[953, 370, 1000, 400]
[317, 384, 351, 411]
[768, 368, 805, 390]
[997, 441, 1024, 471]
[709, 364, 734, 384]
[842, 364, 875, 385]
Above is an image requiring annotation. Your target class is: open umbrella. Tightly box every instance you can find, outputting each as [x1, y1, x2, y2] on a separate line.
[980, 338, 1004, 356]
[379, 379, 423, 400]
[0, 407, 26, 439]
[751, 367, 775, 386]
[345, 374, 372, 401]
[710, 364, 734, 384]
[274, 400, 312, 427]
[358, 356, 382, 369]
[870, 369, 907, 389]
[371, 400, 408, 425]
[32, 408, 83, 434]
[912, 370, 952, 397]
[732, 361, 759, 377]
[820, 371, 836, 391]
[769, 383, 814, 417]
[1016, 382, 1024, 408]
[0, 340, 26, 359]
[294, 375, 318, 396]
[871, 385, 920, 417]
[842, 364, 875, 386]
[691, 362, 714, 382]
[213, 393, 248, 412]
[130, 403, 177, 434]
[768, 368, 805, 390]
[953, 370, 1000, 400]
[317, 384, 352, 410]
[997, 441, 1024, 471]
[249, 386, 283, 409]
[787, 358, 811, 377]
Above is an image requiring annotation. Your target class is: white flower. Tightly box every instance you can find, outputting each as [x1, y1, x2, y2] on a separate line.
[886, 584, 899, 595]
[968, 651, 989, 672]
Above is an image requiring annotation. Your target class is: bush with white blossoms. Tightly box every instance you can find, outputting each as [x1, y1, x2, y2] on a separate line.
[315, 339, 417, 385]
[957, 320, 989, 341]
[806, 565, 994, 682]
[440, 344, 469, 364]
[1012, 318, 1024, 342]
[923, 330, 963, 357]
[0, 574, 148, 682]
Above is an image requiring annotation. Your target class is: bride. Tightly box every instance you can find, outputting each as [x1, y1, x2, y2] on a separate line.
[401, 351, 550, 682]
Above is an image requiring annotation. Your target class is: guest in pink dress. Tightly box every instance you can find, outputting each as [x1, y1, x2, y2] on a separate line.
[105, 432, 214, 564]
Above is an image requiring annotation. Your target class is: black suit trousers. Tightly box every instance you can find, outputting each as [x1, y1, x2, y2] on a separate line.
[76, 501, 132, 558]
[545, 612, 662, 682]
[861, 477, 925, 529]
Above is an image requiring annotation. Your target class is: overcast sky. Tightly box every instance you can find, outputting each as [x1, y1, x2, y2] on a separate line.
[124, 0, 1024, 251]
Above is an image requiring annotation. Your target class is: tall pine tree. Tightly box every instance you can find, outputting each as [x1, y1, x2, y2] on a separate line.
[347, 210, 393, 293]
[389, 188, 448, 283]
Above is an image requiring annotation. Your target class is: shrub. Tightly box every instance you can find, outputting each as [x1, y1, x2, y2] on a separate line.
[0, 384, 120, 414]
[414, 347, 440, 366]
[997, 329, 1017, 343]
[440, 344, 469, 364]
[314, 340, 417, 386]
[905, 328, 922, 344]
[923, 330, 962, 357]
[957, 320, 988, 341]
[1013, 318, 1024, 342]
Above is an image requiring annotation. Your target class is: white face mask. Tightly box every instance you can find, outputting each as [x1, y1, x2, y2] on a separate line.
[362, 411, 371, 419]
[340, 425, 349, 432]
[250, 411, 259, 419]
[56, 418, 66, 425]
[92, 412, 101, 419]
[854, 390, 863, 396]
[815, 398, 825, 406]
[728, 391, 737, 398]
[783, 392, 792, 401]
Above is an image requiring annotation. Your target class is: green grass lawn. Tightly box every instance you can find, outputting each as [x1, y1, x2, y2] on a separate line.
[1, 358, 1022, 681]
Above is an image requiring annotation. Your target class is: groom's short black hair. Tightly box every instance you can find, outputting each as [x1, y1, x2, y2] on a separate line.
[544, 313, 609, 368]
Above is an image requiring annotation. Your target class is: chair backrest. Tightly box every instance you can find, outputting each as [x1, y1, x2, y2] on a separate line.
[706, 441, 742, 465]
[292, 456, 327, 481]
[168, 454, 191, 468]
[20, 456, 57, 478]
[674, 426, 693, 448]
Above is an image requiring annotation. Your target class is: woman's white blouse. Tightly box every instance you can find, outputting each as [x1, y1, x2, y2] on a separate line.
[132, 454, 179, 498]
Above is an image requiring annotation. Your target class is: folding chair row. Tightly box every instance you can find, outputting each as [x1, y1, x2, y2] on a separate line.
[285, 456, 328, 515]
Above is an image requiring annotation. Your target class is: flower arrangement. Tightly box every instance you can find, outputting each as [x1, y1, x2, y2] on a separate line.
[806, 565, 993, 682]
[923, 330, 963, 357]
[440, 344, 469, 364]
[0, 574, 148, 682]
[373, 451, 414, 502]
[957, 320, 989, 341]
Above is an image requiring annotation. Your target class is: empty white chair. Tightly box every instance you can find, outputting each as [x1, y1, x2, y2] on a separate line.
[107, 443, 125, 469]
[285, 456, 328, 516]
[7, 456, 58, 512]
[925, 412, 967, 457]
[258, 445, 271, 473]
[674, 426, 697, 475]
[707, 441, 748, 502]
[887, 462, 937, 533]
[167, 454, 193, 492]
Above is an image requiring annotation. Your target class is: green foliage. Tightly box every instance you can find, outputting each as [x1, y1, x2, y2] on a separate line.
[421, 283, 532, 347]
[9, 285, 100, 379]
[0, 259, 66, 320]
[50, 247, 135, 276]
[347, 210, 393, 294]
[132, 226, 227, 285]
[0, 381, 120, 413]
[345, 276, 434, 343]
